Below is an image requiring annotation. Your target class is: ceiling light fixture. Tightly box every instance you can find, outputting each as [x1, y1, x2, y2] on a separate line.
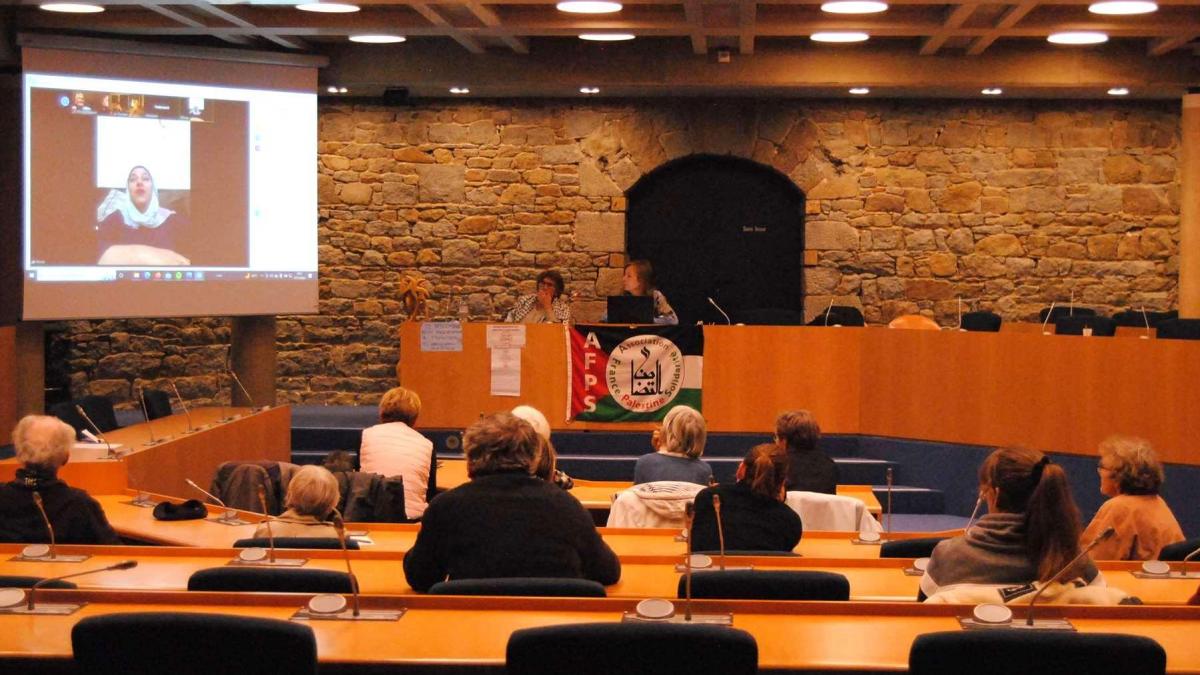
[810, 32, 870, 43]
[449, 87, 470, 94]
[296, 2, 360, 13]
[849, 87, 870, 95]
[349, 34, 406, 44]
[1089, 1, 1157, 15]
[579, 33, 636, 41]
[820, 1, 888, 14]
[1108, 87, 1130, 96]
[579, 86, 601, 94]
[981, 88, 1003, 96]
[39, 3, 104, 12]
[325, 86, 349, 94]
[1047, 31, 1109, 45]
[556, 1, 623, 13]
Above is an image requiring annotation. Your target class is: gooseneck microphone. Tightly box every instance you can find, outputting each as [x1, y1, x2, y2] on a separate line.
[229, 368, 258, 410]
[32, 493, 56, 560]
[169, 379, 195, 431]
[1181, 545, 1200, 578]
[963, 495, 983, 533]
[884, 467, 894, 539]
[185, 479, 243, 524]
[707, 297, 732, 326]
[332, 513, 361, 618]
[1025, 527, 1115, 626]
[1040, 301, 1057, 335]
[683, 501, 696, 622]
[27, 560, 137, 611]
[75, 405, 117, 459]
[712, 494, 726, 571]
[823, 297, 835, 326]
[137, 388, 160, 444]
[257, 487, 276, 564]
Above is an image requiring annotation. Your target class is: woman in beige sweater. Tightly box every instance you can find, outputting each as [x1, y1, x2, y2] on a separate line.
[1082, 436, 1184, 561]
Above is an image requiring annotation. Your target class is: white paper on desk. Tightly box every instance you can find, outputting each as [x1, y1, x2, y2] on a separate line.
[486, 324, 526, 349]
[73, 442, 125, 451]
[490, 347, 522, 397]
[420, 321, 463, 352]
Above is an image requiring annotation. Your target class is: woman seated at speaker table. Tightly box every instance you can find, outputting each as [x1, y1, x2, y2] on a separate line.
[633, 405, 713, 486]
[690, 444, 803, 553]
[0, 415, 120, 545]
[359, 386, 434, 520]
[512, 405, 574, 490]
[504, 270, 572, 324]
[605, 259, 678, 325]
[254, 465, 340, 539]
[403, 413, 620, 592]
[1082, 436, 1184, 561]
[776, 409, 838, 495]
[95, 165, 191, 266]
[919, 447, 1102, 600]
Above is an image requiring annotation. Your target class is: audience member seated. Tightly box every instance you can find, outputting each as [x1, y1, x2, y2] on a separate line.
[633, 405, 712, 486]
[1082, 436, 1184, 561]
[403, 413, 620, 592]
[254, 465, 340, 539]
[691, 444, 802, 552]
[920, 447, 1100, 599]
[359, 386, 433, 520]
[607, 481, 704, 529]
[0, 415, 120, 544]
[512, 405, 573, 490]
[776, 410, 837, 494]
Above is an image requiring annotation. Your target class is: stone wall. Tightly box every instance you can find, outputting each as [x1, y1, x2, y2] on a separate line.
[52, 98, 1181, 407]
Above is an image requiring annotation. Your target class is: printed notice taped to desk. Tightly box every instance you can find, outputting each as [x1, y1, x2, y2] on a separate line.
[486, 324, 526, 349]
[490, 348, 522, 397]
[421, 322, 463, 352]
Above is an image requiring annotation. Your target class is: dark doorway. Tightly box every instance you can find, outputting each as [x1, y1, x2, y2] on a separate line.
[625, 154, 806, 325]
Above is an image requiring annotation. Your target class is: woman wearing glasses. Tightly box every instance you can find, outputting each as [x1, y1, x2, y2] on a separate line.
[1082, 436, 1184, 561]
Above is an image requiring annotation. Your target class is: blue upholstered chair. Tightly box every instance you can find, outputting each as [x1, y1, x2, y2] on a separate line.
[880, 537, 946, 559]
[909, 630, 1165, 675]
[186, 567, 354, 593]
[678, 569, 849, 601]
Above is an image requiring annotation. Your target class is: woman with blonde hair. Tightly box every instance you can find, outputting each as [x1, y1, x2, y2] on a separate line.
[1082, 436, 1184, 560]
[359, 386, 434, 519]
[691, 444, 802, 552]
[632, 405, 711, 485]
[255, 465, 340, 538]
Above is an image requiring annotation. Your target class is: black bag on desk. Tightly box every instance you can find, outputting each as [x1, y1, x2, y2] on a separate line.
[152, 499, 207, 521]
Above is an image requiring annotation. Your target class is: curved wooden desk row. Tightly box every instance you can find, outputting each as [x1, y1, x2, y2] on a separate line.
[399, 323, 1200, 462]
[2, 590, 1199, 672]
[2, 543, 1195, 606]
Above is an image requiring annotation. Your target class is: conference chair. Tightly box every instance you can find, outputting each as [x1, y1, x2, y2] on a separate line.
[1112, 309, 1177, 328]
[72, 612, 318, 675]
[908, 630, 1165, 675]
[0, 575, 76, 589]
[1054, 315, 1117, 337]
[76, 394, 121, 432]
[880, 537, 946, 559]
[1039, 305, 1097, 323]
[807, 305, 865, 327]
[680, 570, 849, 601]
[506, 622, 758, 675]
[233, 537, 359, 550]
[140, 388, 174, 420]
[47, 400, 88, 438]
[693, 550, 800, 557]
[960, 310, 1002, 332]
[186, 567, 354, 593]
[887, 314, 940, 330]
[736, 307, 806, 325]
[427, 577, 607, 597]
[1155, 318, 1200, 341]
[1158, 537, 1200, 561]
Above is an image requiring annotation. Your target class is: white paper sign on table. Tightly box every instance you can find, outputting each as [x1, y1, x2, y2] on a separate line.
[420, 322, 463, 352]
[490, 347, 522, 397]
[486, 324, 526, 349]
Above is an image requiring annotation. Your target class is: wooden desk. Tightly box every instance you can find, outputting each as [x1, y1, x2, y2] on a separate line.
[0, 407, 291, 496]
[400, 323, 1200, 462]
[2, 591, 1199, 672]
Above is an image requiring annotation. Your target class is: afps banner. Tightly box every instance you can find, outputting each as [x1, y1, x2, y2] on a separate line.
[568, 324, 703, 422]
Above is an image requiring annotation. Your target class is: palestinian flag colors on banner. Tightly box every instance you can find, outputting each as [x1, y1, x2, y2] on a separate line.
[568, 324, 703, 422]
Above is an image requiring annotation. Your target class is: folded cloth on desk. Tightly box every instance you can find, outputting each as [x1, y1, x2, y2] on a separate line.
[785, 491, 881, 533]
[153, 499, 208, 521]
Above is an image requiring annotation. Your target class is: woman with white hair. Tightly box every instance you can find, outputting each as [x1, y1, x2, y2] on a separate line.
[512, 405, 574, 490]
[632, 405, 712, 485]
[0, 415, 120, 544]
[255, 465, 340, 538]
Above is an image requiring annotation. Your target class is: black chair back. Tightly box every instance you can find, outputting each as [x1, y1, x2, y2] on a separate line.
[1158, 537, 1200, 561]
[1111, 309, 1177, 328]
[47, 400, 88, 438]
[1054, 315, 1116, 337]
[0, 575, 77, 589]
[428, 577, 606, 597]
[1039, 306, 1096, 323]
[736, 307, 806, 326]
[507, 622, 758, 675]
[72, 611, 317, 675]
[880, 537, 946, 559]
[909, 630, 1165, 675]
[807, 305, 865, 327]
[679, 570, 849, 601]
[233, 537, 359, 550]
[1155, 318, 1200, 341]
[77, 395, 120, 432]
[140, 388, 174, 420]
[186, 567, 354, 593]
[693, 550, 800, 557]
[960, 311, 1001, 332]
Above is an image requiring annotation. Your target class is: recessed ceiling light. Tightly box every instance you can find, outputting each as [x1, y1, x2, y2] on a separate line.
[810, 32, 870, 43]
[449, 87, 470, 94]
[349, 34, 406, 44]
[39, 3, 104, 12]
[579, 86, 601, 94]
[1089, 1, 1157, 15]
[326, 86, 349, 94]
[557, 1, 623, 13]
[1108, 87, 1130, 96]
[1047, 31, 1109, 45]
[981, 88, 1003, 96]
[579, 33, 636, 41]
[849, 87, 870, 95]
[821, 1, 888, 14]
[296, 2, 360, 13]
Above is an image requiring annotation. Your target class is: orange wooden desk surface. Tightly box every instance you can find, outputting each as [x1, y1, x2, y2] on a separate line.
[400, 323, 1200, 462]
[2, 591, 1199, 672]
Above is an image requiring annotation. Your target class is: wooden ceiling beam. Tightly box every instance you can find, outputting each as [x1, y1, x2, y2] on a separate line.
[919, 3, 975, 56]
[1148, 34, 1196, 56]
[684, 0, 706, 55]
[463, 1, 530, 53]
[966, 1, 1036, 56]
[738, 0, 756, 55]
[411, 2, 486, 53]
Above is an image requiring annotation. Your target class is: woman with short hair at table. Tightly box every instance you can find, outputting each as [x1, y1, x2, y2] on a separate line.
[919, 447, 1102, 599]
[359, 386, 434, 520]
[403, 413, 620, 592]
[633, 405, 713, 486]
[776, 409, 838, 495]
[1081, 436, 1184, 561]
[621, 259, 678, 325]
[255, 465, 340, 538]
[505, 269, 572, 324]
[512, 405, 573, 490]
[690, 444, 803, 553]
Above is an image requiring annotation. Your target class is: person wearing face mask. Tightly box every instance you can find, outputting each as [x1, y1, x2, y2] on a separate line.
[95, 164, 191, 265]
[505, 270, 572, 324]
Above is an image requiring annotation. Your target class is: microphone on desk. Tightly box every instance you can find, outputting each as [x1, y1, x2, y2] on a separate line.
[32, 493, 56, 560]
[713, 494, 726, 571]
[184, 479, 245, 525]
[23, 493, 91, 563]
[1040, 301, 1057, 335]
[75, 405, 118, 459]
[169, 379, 195, 432]
[1141, 306, 1152, 340]
[683, 500, 696, 621]
[955, 297, 963, 331]
[229, 368, 260, 411]
[21, 560, 137, 613]
[823, 297, 835, 327]
[258, 487, 276, 564]
[1180, 545, 1200, 578]
[963, 495, 983, 533]
[1024, 527, 1115, 627]
[1068, 290, 1075, 317]
[707, 297, 732, 326]
[333, 512, 360, 617]
[136, 388, 162, 445]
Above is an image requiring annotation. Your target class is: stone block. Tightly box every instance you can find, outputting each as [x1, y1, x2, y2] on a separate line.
[458, 215, 498, 234]
[807, 221, 859, 250]
[579, 161, 622, 197]
[565, 111, 605, 139]
[865, 193, 905, 213]
[330, 279, 370, 298]
[416, 164, 466, 202]
[575, 212, 625, 252]
[936, 182, 982, 213]
[500, 184, 537, 204]
[381, 181, 417, 205]
[340, 183, 374, 205]
[468, 120, 497, 145]
[975, 233, 1024, 257]
[1122, 187, 1166, 214]
[1104, 155, 1143, 184]
[394, 147, 435, 164]
[936, 121, 981, 148]
[807, 175, 858, 200]
[442, 240, 481, 266]
[928, 252, 957, 277]
[520, 226, 560, 252]
[428, 123, 469, 144]
[960, 254, 1008, 278]
[540, 145, 584, 164]
[595, 267, 624, 295]
[805, 267, 841, 294]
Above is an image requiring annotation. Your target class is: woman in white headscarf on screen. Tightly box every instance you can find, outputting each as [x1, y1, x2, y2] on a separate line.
[95, 165, 191, 266]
